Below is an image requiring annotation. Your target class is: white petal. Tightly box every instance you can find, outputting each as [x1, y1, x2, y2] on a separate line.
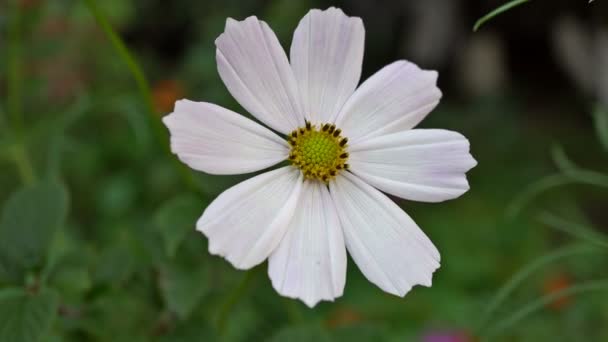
[197, 167, 303, 269]
[330, 172, 440, 297]
[268, 180, 346, 307]
[290, 7, 365, 123]
[216, 16, 305, 134]
[334, 60, 442, 144]
[163, 100, 289, 175]
[349, 129, 477, 202]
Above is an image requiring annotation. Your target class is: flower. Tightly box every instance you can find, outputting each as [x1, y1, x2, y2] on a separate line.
[163, 7, 476, 307]
[421, 330, 474, 342]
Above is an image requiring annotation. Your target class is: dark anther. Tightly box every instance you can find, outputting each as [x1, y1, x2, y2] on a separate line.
[322, 175, 328, 182]
[336, 165, 342, 169]
[340, 152, 349, 159]
[333, 129, 342, 137]
[305, 121, 312, 130]
[291, 131, 298, 138]
[329, 170, 336, 176]
[328, 125, 336, 134]
[289, 139, 296, 146]
[322, 124, 329, 131]
[344, 163, 350, 169]
[339, 137, 348, 146]
[288, 154, 295, 160]
[299, 129, 305, 135]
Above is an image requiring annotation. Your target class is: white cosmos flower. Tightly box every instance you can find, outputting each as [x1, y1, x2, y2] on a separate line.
[163, 7, 477, 307]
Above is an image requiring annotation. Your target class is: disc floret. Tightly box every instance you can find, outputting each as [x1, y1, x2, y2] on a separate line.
[288, 121, 349, 182]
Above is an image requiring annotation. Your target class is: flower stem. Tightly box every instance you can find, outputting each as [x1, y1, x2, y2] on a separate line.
[506, 170, 608, 219]
[10, 144, 35, 185]
[82, 0, 156, 119]
[7, 0, 24, 134]
[6, 0, 36, 185]
[216, 268, 260, 334]
[538, 212, 608, 249]
[475, 244, 603, 334]
[483, 278, 608, 338]
[82, 0, 200, 193]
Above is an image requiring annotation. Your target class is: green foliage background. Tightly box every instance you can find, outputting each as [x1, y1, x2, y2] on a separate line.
[1, 0, 608, 341]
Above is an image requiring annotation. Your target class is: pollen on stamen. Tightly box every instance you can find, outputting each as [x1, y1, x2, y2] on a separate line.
[287, 122, 349, 183]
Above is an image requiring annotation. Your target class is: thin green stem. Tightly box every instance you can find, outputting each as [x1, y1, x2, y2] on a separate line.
[592, 104, 608, 152]
[216, 269, 260, 334]
[550, 144, 577, 172]
[538, 212, 608, 249]
[506, 174, 571, 219]
[82, 0, 156, 118]
[483, 278, 608, 338]
[10, 144, 35, 185]
[6, 0, 36, 185]
[506, 170, 608, 219]
[475, 244, 602, 333]
[7, 0, 24, 134]
[473, 0, 532, 32]
[83, 0, 199, 193]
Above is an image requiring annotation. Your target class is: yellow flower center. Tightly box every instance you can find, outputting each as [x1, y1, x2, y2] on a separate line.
[288, 121, 349, 182]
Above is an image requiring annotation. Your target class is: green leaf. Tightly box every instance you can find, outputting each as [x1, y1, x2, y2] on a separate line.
[0, 288, 59, 342]
[331, 324, 390, 342]
[269, 324, 332, 342]
[0, 182, 69, 283]
[159, 262, 209, 319]
[473, 0, 531, 32]
[154, 194, 204, 258]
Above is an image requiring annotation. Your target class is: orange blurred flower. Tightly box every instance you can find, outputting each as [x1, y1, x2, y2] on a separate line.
[542, 272, 572, 310]
[18, 0, 43, 9]
[325, 306, 363, 329]
[153, 79, 185, 114]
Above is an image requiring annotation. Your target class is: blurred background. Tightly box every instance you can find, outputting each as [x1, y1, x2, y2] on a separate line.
[1, 0, 608, 341]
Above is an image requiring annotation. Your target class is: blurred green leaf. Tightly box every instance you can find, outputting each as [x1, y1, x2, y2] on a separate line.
[592, 105, 608, 152]
[93, 243, 135, 286]
[154, 194, 204, 258]
[50, 265, 92, 300]
[159, 262, 209, 319]
[331, 324, 390, 342]
[0, 182, 69, 283]
[269, 324, 332, 342]
[82, 289, 155, 342]
[0, 288, 59, 342]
